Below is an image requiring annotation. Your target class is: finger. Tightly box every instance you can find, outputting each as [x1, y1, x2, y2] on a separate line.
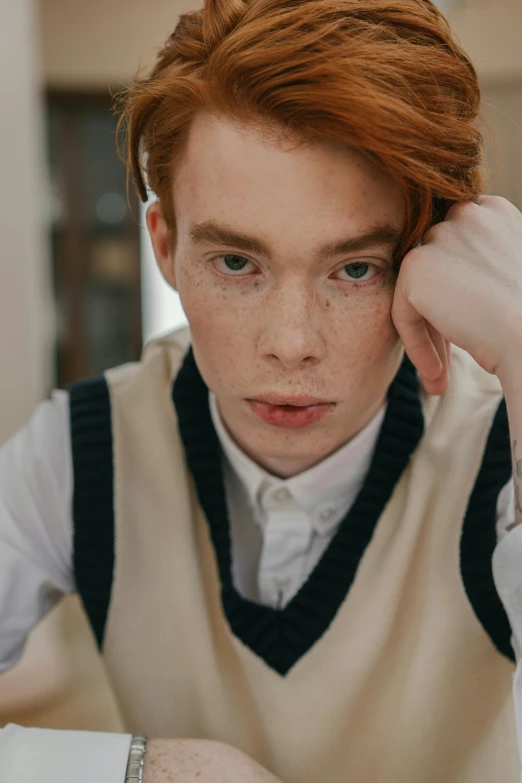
[444, 338, 450, 362]
[423, 324, 450, 395]
[427, 323, 448, 374]
[391, 289, 442, 383]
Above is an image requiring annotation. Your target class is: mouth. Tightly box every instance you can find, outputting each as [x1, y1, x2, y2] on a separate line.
[245, 395, 336, 429]
[249, 394, 333, 407]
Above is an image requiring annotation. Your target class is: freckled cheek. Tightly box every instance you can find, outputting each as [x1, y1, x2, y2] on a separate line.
[366, 297, 403, 365]
[371, 298, 400, 350]
[178, 274, 259, 353]
[177, 267, 214, 323]
[324, 289, 396, 338]
[330, 301, 400, 383]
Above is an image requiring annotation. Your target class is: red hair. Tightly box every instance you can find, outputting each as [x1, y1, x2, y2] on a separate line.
[116, 0, 485, 265]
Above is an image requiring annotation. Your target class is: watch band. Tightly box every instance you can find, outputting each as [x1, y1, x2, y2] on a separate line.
[125, 735, 148, 782]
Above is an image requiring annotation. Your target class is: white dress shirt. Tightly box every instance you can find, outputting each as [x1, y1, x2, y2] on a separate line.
[0, 388, 519, 782]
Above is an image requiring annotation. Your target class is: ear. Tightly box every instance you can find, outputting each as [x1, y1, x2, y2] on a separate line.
[146, 201, 178, 290]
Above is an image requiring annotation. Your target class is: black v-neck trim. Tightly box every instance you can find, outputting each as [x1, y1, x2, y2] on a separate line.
[172, 348, 424, 675]
[459, 396, 515, 663]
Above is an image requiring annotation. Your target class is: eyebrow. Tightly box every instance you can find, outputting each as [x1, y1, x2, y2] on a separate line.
[188, 219, 402, 263]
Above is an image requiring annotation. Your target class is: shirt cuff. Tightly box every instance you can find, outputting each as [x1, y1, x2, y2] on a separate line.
[0, 724, 132, 783]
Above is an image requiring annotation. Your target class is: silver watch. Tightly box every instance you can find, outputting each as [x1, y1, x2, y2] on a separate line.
[125, 735, 148, 782]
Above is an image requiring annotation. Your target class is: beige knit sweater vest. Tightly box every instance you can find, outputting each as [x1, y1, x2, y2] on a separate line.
[69, 326, 519, 783]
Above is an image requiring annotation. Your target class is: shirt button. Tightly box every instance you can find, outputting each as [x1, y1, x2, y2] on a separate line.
[513, 585, 522, 612]
[274, 575, 291, 590]
[320, 507, 335, 521]
[273, 487, 291, 503]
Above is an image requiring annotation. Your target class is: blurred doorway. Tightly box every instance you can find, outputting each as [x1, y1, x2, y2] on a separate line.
[46, 90, 142, 388]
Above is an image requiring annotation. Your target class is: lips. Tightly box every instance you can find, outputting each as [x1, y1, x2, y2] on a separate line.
[245, 396, 336, 429]
[248, 394, 332, 407]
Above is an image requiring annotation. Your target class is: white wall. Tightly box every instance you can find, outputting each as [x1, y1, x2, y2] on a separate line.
[41, 0, 198, 88]
[140, 198, 188, 345]
[39, 0, 522, 89]
[0, 0, 54, 443]
[449, 0, 522, 83]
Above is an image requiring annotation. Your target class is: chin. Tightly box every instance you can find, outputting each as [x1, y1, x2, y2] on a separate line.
[248, 426, 336, 458]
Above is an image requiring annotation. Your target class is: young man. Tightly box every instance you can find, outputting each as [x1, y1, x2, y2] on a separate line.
[2, 0, 522, 781]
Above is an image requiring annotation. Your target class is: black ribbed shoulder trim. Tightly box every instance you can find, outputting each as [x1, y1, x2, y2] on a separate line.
[68, 375, 114, 650]
[460, 396, 515, 663]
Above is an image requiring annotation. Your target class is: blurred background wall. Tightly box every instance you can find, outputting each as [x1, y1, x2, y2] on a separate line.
[0, 0, 54, 446]
[0, 0, 521, 733]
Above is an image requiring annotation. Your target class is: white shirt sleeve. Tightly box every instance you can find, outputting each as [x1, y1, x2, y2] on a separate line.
[495, 475, 520, 659]
[496, 476, 516, 546]
[0, 392, 132, 783]
[490, 475, 521, 663]
[0, 724, 132, 783]
[493, 474, 522, 770]
[0, 389, 75, 670]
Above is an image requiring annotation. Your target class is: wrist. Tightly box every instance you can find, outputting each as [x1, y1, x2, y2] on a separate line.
[125, 735, 147, 783]
[142, 738, 280, 783]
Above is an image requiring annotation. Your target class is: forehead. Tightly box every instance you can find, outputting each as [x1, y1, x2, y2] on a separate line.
[173, 112, 404, 231]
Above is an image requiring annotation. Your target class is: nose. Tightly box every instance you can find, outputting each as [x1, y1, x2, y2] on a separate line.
[257, 279, 326, 370]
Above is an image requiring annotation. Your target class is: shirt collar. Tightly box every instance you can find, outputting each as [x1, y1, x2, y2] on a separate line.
[208, 392, 386, 533]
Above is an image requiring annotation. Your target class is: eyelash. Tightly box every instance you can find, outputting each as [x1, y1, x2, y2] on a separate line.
[211, 254, 382, 286]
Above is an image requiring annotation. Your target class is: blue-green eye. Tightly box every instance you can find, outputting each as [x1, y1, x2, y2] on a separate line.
[335, 262, 376, 282]
[346, 263, 369, 279]
[215, 254, 253, 275]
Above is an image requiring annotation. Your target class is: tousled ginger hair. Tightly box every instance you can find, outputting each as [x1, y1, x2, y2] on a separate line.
[116, 0, 486, 265]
